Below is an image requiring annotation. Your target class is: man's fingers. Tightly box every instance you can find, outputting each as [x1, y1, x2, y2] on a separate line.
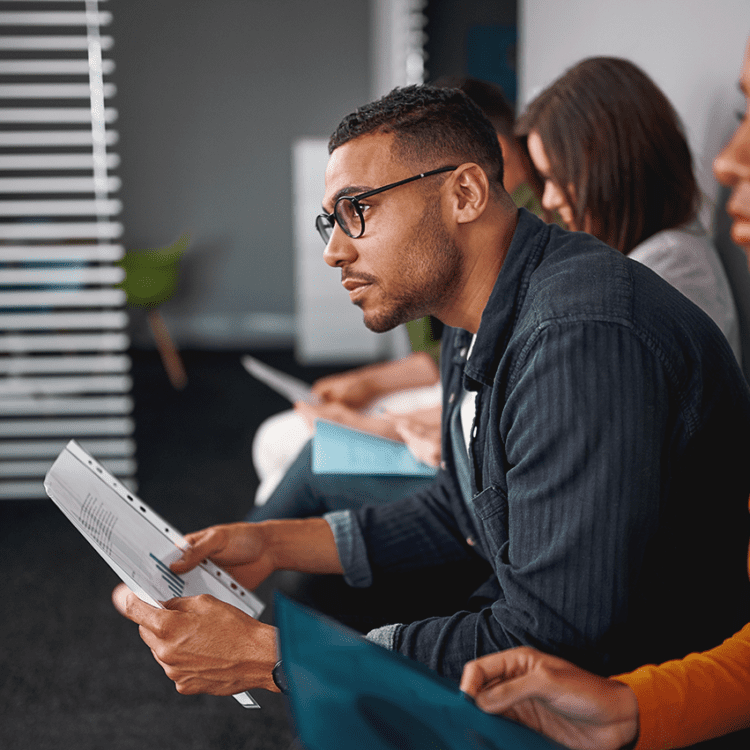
[111, 583, 164, 628]
[170, 547, 206, 574]
[170, 530, 220, 573]
[161, 594, 215, 613]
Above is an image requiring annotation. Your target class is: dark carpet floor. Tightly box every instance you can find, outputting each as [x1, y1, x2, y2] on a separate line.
[0, 348, 349, 750]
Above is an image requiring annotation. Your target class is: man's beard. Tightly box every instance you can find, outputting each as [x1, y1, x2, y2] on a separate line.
[361, 204, 463, 333]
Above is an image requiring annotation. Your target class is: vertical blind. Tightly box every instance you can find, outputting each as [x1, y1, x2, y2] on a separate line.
[0, 0, 136, 499]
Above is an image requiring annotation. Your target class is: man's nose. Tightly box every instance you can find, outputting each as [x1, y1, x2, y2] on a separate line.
[323, 227, 358, 268]
[714, 125, 750, 187]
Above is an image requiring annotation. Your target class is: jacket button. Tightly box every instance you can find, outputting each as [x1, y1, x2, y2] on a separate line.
[459, 347, 468, 358]
[466, 537, 475, 546]
[440, 461, 447, 471]
[448, 392, 455, 404]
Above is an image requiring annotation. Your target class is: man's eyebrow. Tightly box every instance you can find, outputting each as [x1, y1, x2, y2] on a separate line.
[322, 185, 373, 211]
[334, 185, 371, 202]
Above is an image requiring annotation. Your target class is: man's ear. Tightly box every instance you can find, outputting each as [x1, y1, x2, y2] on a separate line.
[446, 163, 491, 225]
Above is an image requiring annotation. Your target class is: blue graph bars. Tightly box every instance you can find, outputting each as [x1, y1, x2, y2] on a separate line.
[149, 552, 185, 598]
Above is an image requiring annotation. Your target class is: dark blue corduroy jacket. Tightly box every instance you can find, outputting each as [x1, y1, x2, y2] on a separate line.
[326, 208, 750, 684]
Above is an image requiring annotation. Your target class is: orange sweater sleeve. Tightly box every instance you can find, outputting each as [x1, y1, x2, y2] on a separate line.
[614, 622, 750, 750]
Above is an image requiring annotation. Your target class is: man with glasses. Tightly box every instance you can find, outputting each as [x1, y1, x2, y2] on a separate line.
[112, 85, 750, 702]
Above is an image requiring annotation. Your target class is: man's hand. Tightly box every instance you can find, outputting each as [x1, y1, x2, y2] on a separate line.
[111, 583, 279, 695]
[172, 518, 344, 583]
[460, 647, 639, 750]
[170, 522, 275, 591]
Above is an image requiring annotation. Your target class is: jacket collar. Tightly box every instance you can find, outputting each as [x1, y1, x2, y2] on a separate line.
[463, 208, 551, 389]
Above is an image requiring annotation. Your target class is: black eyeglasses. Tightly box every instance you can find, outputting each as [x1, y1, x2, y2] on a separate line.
[315, 166, 457, 244]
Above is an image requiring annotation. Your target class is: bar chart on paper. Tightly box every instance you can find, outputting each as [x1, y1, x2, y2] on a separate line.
[149, 553, 185, 599]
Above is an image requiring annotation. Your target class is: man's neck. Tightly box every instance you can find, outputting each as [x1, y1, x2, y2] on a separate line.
[438, 205, 518, 333]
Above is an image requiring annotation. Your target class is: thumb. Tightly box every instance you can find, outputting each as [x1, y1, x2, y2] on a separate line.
[111, 583, 163, 625]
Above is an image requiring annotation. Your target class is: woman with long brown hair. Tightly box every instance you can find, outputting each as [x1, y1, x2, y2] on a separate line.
[515, 56, 741, 362]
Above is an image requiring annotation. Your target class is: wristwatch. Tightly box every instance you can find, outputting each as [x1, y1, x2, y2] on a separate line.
[272, 659, 288, 694]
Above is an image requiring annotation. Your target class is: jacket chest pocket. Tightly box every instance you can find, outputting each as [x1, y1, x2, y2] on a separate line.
[470, 485, 510, 562]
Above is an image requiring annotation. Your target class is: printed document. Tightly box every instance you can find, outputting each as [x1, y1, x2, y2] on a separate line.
[44, 440, 265, 709]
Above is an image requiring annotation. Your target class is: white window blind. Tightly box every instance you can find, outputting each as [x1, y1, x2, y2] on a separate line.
[0, 0, 135, 499]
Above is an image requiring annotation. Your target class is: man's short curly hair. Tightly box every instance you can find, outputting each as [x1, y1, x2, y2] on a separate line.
[328, 84, 505, 191]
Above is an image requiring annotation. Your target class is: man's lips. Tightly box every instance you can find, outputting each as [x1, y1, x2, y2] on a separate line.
[341, 277, 374, 304]
[341, 278, 370, 292]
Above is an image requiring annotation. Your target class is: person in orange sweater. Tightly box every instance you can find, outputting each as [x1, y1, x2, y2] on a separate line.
[460, 36, 750, 750]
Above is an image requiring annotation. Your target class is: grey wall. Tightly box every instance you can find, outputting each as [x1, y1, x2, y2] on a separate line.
[111, 0, 371, 347]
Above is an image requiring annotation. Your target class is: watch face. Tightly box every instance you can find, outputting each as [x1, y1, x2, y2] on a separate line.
[272, 660, 288, 694]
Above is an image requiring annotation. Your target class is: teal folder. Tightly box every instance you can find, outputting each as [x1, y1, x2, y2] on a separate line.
[276, 594, 563, 750]
[312, 419, 438, 477]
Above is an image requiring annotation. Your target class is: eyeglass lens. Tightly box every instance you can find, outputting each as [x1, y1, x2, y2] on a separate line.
[334, 198, 363, 239]
[316, 197, 363, 245]
[316, 214, 334, 244]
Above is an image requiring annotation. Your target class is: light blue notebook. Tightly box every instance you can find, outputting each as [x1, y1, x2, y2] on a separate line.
[276, 594, 564, 750]
[312, 419, 438, 477]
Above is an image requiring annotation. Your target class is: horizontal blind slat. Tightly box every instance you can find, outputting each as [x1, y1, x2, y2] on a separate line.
[0, 175, 120, 191]
[0, 438, 133, 460]
[0, 153, 119, 169]
[0, 132, 118, 147]
[0, 417, 134, 437]
[0, 267, 125, 284]
[0, 289, 126, 307]
[0, 374, 132, 394]
[0, 199, 121, 216]
[0, 10, 112, 25]
[0, 59, 115, 75]
[0, 36, 113, 50]
[0, 354, 130, 374]
[0, 107, 117, 123]
[0, 332, 129, 352]
[0, 458, 134, 479]
[0, 244, 123, 262]
[0, 311, 128, 330]
[0, 83, 115, 98]
[0, 222, 123, 240]
[0, 396, 133, 416]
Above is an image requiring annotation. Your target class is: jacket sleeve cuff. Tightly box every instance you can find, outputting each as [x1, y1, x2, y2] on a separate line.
[324, 510, 373, 587]
[365, 623, 403, 651]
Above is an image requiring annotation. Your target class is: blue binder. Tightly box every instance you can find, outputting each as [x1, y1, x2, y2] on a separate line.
[276, 594, 563, 750]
